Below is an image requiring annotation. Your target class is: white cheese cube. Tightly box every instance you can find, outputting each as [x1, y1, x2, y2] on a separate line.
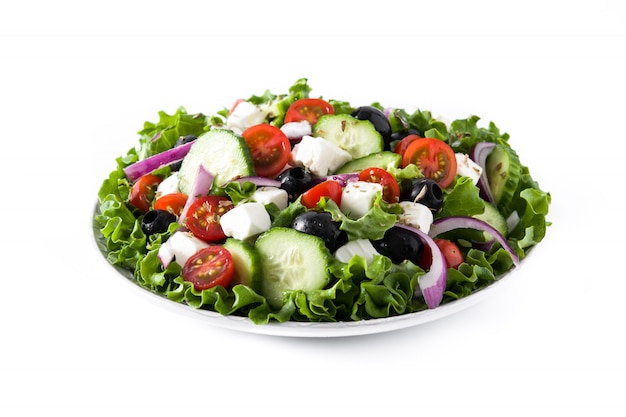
[220, 202, 271, 241]
[398, 201, 434, 232]
[334, 239, 380, 264]
[155, 172, 180, 198]
[158, 231, 210, 268]
[455, 153, 483, 185]
[291, 135, 352, 176]
[340, 181, 383, 219]
[226, 101, 267, 135]
[251, 186, 289, 210]
[280, 120, 312, 140]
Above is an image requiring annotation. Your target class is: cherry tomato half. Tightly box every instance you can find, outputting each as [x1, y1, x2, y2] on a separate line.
[242, 124, 291, 178]
[182, 246, 235, 291]
[154, 192, 188, 217]
[284, 98, 334, 125]
[185, 196, 234, 242]
[394, 134, 421, 155]
[358, 167, 400, 203]
[401, 137, 457, 188]
[129, 174, 162, 213]
[434, 238, 464, 269]
[301, 180, 343, 209]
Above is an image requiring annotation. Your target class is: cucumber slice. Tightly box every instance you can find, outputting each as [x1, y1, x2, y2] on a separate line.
[473, 202, 508, 238]
[223, 238, 262, 293]
[335, 151, 401, 174]
[255, 227, 332, 308]
[178, 129, 255, 194]
[485, 144, 521, 216]
[312, 114, 383, 159]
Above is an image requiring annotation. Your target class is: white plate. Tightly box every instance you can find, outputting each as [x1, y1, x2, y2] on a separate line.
[93, 208, 519, 338]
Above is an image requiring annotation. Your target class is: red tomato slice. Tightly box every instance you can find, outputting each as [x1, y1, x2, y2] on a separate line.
[301, 180, 343, 209]
[185, 196, 234, 242]
[284, 98, 334, 125]
[394, 134, 421, 155]
[242, 124, 291, 178]
[182, 246, 235, 291]
[434, 238, 464, 269]
[401, 137, 457, 188]
[154, 192, 188, 217]
[129, 174, 162, 213]
[358, 167, 400, 203]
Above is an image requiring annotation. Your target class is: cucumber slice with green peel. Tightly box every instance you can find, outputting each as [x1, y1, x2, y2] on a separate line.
[255, 227, 332, 308]
[312, 114, 384, 159]
[223, 238, 262, 293]
[335, 151, 402, 174]
[474, 202, 508, 238]
[178, 129, 255, 194]
[485, 144, 522, 216]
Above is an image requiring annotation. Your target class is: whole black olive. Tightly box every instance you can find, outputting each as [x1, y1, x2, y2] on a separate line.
[351, 106, 392, 145]
[141, 209, 177, 235]
[292, 212, 348, 253]
[276, 167, 315, 201]
[170, 135, 198, 171]
[371, 226, 424, 265]
[401, 178, 444, 212]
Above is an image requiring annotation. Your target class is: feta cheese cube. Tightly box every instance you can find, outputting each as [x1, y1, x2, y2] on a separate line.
[291, 135, 352, 176]
[220, 202, 271, 241]
[340, 181, 383, 219]
[226, 101, 267, 135]
[158, 231, 210, 268]
[398, 201, 434, 232]
[280, 120, 312, 140]
[455, 153, 483, 185]
[251, 186, 289, 210]
[334, 239, 380, 264]
[156, 172, 180, 198]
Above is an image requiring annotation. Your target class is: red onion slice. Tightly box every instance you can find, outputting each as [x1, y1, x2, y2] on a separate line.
[429, 216, 520, 268]
[178, 164, 215, 227]
[124, 141, 195, 182]
[470, 142, 497, 204]
[311, 173, 360, 187]
[395, 223, 447, 309]
[232, 176, 281, 188]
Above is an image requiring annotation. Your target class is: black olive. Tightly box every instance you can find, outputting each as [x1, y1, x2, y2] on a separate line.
[292, 212, 348, 253]
[390, 128, 423, 142]
[351, 106, 392, 146]
[141, 209, 177, 235]
[371, 226, 424, 265]
[276, 167, 315, 201]
[401, 178, 444, 212]
[170, 135, 198, 171]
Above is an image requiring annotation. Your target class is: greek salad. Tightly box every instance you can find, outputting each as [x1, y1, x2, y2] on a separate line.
[95, 78, 551, 325]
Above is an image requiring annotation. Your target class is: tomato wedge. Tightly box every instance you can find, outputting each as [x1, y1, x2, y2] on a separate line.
[358, 167, 400, 203]
[129, 174, 162, 213]
[284, 98, 334, 125]
[394, 134, 421, 155]
[301, 180, 343, 209]
[182, 246, 235, 291]
[154, 192, 188, 217]
[242, 124, 291, 178]
[401, 137, 457, 188]
[185, 196, 234, 242]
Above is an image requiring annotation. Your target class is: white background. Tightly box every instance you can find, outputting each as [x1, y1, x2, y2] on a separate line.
[1, 0, 624, 415]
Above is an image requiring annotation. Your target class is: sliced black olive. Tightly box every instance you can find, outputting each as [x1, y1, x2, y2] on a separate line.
[292, 212, 348, 253]
[401, 178, 444, 212]
[276, 167, 315, 201]
[351, 106, 392, 146]
[371, 226, 424, 265]
[141, 209, 177, 235]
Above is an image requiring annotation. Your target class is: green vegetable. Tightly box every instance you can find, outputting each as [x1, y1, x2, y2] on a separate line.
[312, 114, 384, 159]
[486, 143, 522, 216]
[223, 238, 262, 293]
[335, 151, 401, 174]
[177, 129, 255, 194]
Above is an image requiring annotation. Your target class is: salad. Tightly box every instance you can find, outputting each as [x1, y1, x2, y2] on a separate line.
[94, 78, 551, 325]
